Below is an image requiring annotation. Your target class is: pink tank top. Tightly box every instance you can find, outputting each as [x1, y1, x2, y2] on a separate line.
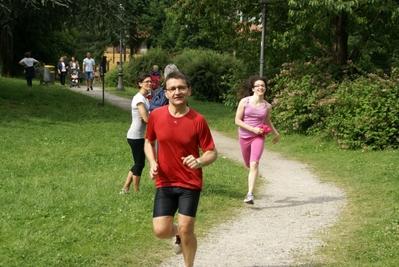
[238, 97, 268, 139]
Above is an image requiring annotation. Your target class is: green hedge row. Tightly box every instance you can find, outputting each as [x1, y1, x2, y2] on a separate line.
[270, 59, 399, 150]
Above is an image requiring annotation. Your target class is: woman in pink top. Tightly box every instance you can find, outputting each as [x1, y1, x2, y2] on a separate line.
[235, 76, 279, 204]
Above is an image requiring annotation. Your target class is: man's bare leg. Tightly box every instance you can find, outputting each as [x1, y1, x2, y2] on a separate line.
[178, 213, 196, 267]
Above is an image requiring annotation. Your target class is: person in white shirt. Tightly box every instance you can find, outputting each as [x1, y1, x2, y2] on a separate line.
[119, 73, 153, 194]
[82, 52, 95, 91]
[19, 52, 39, 87]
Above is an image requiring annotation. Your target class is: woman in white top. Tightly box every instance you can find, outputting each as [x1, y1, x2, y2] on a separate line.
[19, 52, 39, 87]
[120, 73, 153, 194]
[57, 56, 68, 86]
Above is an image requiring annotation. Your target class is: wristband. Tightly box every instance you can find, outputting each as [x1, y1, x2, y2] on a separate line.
[196, 159, 202, 168]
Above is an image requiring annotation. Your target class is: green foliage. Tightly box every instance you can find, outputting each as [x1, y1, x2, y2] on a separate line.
[322, 72, 399, 150]
[271, 58, 399, 150]
[174, 49, 249, 102]
[103, 65, 119, 88]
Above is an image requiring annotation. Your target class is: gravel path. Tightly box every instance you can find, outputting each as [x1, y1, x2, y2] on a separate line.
[159, 131, 346, 267]
[70, 85, 346, 267]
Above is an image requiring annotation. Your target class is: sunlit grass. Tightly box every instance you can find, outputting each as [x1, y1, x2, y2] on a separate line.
[0, 78, 248, 267]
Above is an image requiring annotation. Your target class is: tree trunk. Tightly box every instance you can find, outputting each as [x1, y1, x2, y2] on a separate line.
[331, 11, 348, 66]
[0, 28, 14, 77]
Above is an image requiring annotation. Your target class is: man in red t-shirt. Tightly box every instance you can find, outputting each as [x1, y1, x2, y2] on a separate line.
[144, 72, 217, 267]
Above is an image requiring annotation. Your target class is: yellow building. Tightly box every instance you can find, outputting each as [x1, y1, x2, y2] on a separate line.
[102, 46, 132, 72]
[102, 43, 148, 72]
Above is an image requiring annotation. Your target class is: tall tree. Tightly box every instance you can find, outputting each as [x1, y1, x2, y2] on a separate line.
[0, 0, 72, 76]
[0, 0, 126, 76]
[287, 0, 399, 68]
[163, 0, 399, 76]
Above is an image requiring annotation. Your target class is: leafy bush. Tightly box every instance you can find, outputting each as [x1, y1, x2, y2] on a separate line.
[322, 72, 399, 150]
[103, 66, 119, 87]
[270, 58, 399, 150]
[173, 49, 248, 103]
[270, 58, 338, 134]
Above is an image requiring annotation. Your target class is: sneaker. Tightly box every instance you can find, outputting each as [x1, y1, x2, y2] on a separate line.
[172, 234, 182, 255]
[244, 194, 254, 204]
[90, 86, 93, 90]
[87, 88, 89, 91]
[119, 189, 130, 194]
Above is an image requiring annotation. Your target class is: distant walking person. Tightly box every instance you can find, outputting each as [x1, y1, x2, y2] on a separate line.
[83, 52, 95, 91]
[235, 76, 279, 204]
[19, 52, 39, 87]
[119, 73, 153, 194]
[57, 56, 68, 86]
[144, 72, 218, 267]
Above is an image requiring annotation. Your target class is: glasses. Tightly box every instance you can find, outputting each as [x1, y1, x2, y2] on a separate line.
[141, 80, 153, 84]
[165, 86, 188, 92]
[254, 84, 266, 88]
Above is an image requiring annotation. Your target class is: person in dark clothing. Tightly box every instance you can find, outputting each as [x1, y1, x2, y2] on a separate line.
[57, 56, 68, 86]
[19, 52, 39, 87]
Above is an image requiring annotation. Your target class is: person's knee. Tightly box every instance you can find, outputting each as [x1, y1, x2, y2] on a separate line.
[177, 222, 195, 238]
[249, 161, 258, 170]
[153, 224, 172, 239]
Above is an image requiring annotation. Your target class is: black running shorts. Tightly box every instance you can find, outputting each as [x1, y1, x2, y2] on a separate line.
[153, 187, 201, 218]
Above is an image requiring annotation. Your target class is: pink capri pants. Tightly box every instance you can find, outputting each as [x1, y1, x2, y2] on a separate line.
[239, 135, 265, 168]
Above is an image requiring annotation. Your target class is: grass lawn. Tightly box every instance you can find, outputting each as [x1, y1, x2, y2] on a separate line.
[1, 77, 399, 266]
[0, 78, 248, 267]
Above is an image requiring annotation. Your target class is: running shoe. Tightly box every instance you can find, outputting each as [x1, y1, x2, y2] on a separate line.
[172, 234, 182, 255]
[119, 189, 130, 194]
[244, 194, 254, 204]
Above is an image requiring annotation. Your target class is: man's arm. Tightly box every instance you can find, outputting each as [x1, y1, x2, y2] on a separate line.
[196, 148, 217, 168]
[182, 147, 218, 170]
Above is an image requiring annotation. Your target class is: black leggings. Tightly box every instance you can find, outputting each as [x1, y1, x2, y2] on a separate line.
[127, 138, 145, 176]
[60, 71, 67, 85]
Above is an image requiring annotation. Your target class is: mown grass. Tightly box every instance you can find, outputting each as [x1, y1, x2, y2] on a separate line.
[2, 77, 399, 266]
[0, 78, 248, 267]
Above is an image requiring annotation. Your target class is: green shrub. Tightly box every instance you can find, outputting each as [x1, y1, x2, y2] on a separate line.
[103, 66, 119, 87]
[270, 59, 399, 150]
[322, 73, 399, 150]
[173, 49, 248, 103]
[270, 58, 337, 134]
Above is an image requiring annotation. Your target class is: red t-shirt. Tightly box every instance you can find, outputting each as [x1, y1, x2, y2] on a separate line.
[146, 106, 215, 190]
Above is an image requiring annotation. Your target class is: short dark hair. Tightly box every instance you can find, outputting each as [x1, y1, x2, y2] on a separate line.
[25, 52, 31, 58]
[164, 71, 191, 88]
[136, 73, 151, 87]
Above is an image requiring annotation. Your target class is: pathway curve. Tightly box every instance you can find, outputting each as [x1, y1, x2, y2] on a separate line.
[69, 85, 346, 267]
